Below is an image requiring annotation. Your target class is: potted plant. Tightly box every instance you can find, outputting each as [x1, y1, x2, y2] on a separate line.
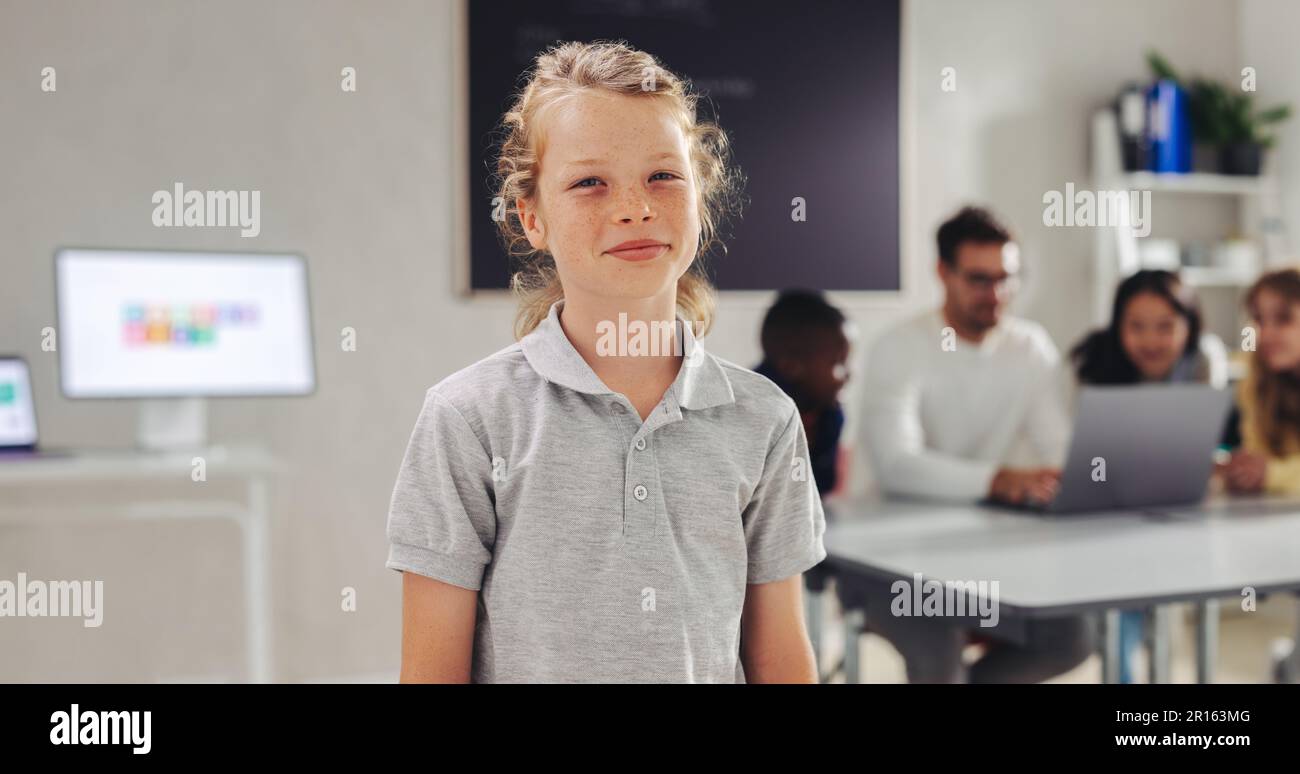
[1147, 52, 1292, 176]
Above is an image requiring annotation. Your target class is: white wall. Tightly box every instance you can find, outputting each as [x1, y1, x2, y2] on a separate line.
[0, 0, 1248, 680]
[1241, 0, 1300, 254]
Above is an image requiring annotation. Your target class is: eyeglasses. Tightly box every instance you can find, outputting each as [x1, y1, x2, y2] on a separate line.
[954, 270, 1021, 293]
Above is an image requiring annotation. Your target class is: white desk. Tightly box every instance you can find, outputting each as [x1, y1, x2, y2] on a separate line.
[819, 496, 1300, 683]
[0, 446, 280, 682]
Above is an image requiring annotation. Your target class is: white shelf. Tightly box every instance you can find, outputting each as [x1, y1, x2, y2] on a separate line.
[1115, 171, 1275, 196]
[1091, 109, 1289, 331]
[0, 500, 249, 526]
[0, 445, 279, 484]
[1180, 265, 1259, 288]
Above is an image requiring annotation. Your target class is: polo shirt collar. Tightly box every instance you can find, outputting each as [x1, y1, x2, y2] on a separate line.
[520, 299, 735, 412]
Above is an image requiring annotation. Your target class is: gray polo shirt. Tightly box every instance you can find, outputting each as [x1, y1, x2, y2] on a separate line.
[385, 300, 826, 683]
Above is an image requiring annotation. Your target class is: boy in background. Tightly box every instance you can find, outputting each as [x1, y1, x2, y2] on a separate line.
[754, 289, 852, 498]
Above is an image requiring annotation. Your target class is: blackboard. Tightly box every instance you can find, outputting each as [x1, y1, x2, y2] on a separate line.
[467, 0, 900, 292]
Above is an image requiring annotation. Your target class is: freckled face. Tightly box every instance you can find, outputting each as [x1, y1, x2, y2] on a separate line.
[516, 91, 701, 302]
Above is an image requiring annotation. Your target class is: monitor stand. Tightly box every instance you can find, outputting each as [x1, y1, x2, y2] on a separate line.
[136, 398, 208, 452]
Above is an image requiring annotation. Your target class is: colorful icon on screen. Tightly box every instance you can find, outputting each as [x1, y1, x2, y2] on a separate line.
[121, 302, 259, 347]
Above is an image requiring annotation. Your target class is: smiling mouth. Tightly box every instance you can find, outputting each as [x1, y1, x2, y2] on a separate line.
[606, 244, 669, 262]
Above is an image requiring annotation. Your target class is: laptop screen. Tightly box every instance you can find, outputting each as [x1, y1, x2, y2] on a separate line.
[0, 358, 39, 449]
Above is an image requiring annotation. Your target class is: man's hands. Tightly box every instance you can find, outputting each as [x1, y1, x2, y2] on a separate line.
[1218, 450, 1268, 494]
[989, 467, 1061, 505]
[989, 452, 1271, 502]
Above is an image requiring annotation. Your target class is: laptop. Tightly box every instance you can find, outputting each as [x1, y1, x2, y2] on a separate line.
[0, 355, 69, 460]
[1020, 384, 1231, 514]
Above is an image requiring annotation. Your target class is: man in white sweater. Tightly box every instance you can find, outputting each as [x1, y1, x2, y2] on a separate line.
[845, 206, 1093, 682]
[862, 208, 1069, 504]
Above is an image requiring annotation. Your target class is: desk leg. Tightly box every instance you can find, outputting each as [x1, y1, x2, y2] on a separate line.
[1150, 605, 1172, 684]
[1102, 609, 1121, 684]
[1271, 597, 1299, 683]
[1195, 599, 1219, 684]
[1289, 598, 1300, 681]
[242, 476, 272, 683]
[843, 609, 864, 685]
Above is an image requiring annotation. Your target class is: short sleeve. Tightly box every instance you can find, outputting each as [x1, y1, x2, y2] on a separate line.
[385, 388, 496, 590]
[742, 406, 828, 585]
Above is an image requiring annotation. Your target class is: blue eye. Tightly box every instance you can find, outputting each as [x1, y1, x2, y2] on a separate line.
[573, 177, 600, 188]
[651, 171, 678, 181]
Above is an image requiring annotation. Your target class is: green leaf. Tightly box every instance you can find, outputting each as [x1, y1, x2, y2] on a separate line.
[1146, 50, 1180, 82]
[1144, 51, 1292, 148]
[1257, 105, 1292, 125]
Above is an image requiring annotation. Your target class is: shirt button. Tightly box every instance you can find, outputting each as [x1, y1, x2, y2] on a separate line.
[635, 437, 646, 451]
[633, 484, 648, 501]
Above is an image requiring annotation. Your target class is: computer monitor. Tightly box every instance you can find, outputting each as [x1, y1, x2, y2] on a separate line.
[55, 248, 316, 450]
[55, 248, 316, 398]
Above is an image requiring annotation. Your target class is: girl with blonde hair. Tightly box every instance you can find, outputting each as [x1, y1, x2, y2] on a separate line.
[386, 41, 826, 683]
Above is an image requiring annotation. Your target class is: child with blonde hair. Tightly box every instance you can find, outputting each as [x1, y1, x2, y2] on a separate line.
[386, 41, 826, 683]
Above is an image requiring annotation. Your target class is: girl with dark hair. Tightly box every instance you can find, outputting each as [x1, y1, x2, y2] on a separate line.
[1070, 269, 1226, 683]
[1071, 269, 1224, 387]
